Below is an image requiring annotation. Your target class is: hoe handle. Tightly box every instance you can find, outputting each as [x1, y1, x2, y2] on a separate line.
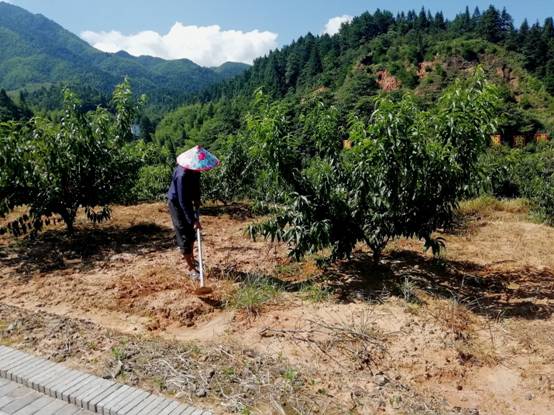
[196, 213, 205, 288]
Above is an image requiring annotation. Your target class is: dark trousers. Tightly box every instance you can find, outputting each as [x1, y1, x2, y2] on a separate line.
[168, 200, 195, 254]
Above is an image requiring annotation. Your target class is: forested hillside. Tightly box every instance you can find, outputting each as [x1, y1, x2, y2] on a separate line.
[0, 2, 248, 110]
[155, 6, 554, 153]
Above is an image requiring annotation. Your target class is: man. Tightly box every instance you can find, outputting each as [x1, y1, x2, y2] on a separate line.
[167, 145, 220, 279]
[168, 165, 201, 278]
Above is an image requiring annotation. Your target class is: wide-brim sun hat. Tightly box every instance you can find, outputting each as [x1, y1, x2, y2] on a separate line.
[177, 145, 221, 172]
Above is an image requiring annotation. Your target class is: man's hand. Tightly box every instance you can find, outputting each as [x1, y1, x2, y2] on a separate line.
[194, 220, 202, 230]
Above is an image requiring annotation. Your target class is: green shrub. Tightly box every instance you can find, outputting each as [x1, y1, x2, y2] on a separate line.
[132, 164, 172, 202]
[475, 142, 554, 224]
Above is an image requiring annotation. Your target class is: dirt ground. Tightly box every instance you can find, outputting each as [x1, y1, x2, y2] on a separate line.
[0, 202, 553, 414]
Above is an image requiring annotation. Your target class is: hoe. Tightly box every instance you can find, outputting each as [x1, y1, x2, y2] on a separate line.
[193, 218, 213, 296]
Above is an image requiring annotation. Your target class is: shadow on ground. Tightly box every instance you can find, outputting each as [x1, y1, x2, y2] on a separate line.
[0, 222, 175, 277]
[321, 250, 554, 321]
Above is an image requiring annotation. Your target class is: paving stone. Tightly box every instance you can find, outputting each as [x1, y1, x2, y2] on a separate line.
[125, 395, 158, 415]
[1, 347, 210, 415]
[55, 373, 91, 400]
[74, 379, 114, 408]
[10, 395, 51, 415]
[156, 401, 181, 415]
[0, 384, 20, 398]
[33, 399, 69, 415]
[0, 356, 36, 378]
[28, 365, 70, 393]
[60, 375, 96, 402]
[43, 369, 82, 398]
[13, 359, 55, 386]
[6, 357, 48, 383]
[145, 398, 173, 415]
[0, 391, 40, 414]
[90, 384, 125, 412]
[135, 396, 169, 415]
[54, 404, 82, 415]
[109, 389, 149, 415]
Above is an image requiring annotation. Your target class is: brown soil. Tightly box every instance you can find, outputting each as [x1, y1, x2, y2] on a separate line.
[376, 69, 401, 91]
[1, 202, 553, 414]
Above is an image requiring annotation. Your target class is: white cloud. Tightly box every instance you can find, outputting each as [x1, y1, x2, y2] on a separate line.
[81, 23, 278, 67]
[322, 15, 353, 36]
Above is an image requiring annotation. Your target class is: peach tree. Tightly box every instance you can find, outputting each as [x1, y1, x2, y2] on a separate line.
[250, 69, 500, 263]
[0, 79, 139, 235]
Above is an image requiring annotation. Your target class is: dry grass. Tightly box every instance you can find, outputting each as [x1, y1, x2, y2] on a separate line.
[458, 196, 530, 217]
[430, 298, 477, 340]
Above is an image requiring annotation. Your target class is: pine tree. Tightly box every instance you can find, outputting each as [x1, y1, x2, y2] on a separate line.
[416, 7, 429, 29]
[285, 47, 302, 88]
[500, 8, 514, 33]
[544, 17, 554, 39]
[305, 46, 323, 77]
[472, 7, 481, 21]
[520, 19, 530, 35]
[545, 59, 554, 94]
[478, 6, 503, 43]
[451, 6, 473, 33]
[434, 12, 446, 30]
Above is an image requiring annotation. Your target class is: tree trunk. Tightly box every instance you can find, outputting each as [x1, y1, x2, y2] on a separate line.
[372, 248, 382, 266]
[59, 208, 77, 235]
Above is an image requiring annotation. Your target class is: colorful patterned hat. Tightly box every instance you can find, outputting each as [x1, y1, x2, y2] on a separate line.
[176, 145, 221, 172]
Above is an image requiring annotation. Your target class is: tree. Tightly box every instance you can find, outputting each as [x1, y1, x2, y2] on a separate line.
[451, 6, 473, 33]
[0, 89, 31, 122]
[478, 6, 504, 43]
[500, 8, 514, 33]
[0, 80, 138, 235]
[545, 17, 554, 39]
[250, 69, 500, 264]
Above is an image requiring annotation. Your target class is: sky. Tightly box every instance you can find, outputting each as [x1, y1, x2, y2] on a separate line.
[3, 0, 554, 66]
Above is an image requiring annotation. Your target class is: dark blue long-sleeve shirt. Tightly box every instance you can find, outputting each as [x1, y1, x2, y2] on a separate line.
[167, 167, 200, 224]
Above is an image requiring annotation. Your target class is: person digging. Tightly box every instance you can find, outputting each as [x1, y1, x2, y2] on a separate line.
[167, 145, 220, 286]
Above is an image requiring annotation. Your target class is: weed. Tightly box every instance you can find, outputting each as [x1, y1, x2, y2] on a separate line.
[274, 262, 302, 278]
[399, 277, 419, 304]
[404, 302, 421, 315]
[86, 340, 98, 351]
[282, 367, 299, 384]
[111, 346, 125, 361]
[239, 407, 252, 415]
[222, 367, 236, 378]
[226, 274, 281, 316]
[299, 282, 332, 303]
[153, 376, 167, 391]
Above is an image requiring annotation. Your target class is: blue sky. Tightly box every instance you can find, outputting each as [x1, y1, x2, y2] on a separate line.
[4, 0, 554, 66]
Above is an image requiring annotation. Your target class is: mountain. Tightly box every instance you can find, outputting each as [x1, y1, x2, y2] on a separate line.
[0, 2, 248, 107]
[156, 6, 554, 151]
[203, 8, 554, 102]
